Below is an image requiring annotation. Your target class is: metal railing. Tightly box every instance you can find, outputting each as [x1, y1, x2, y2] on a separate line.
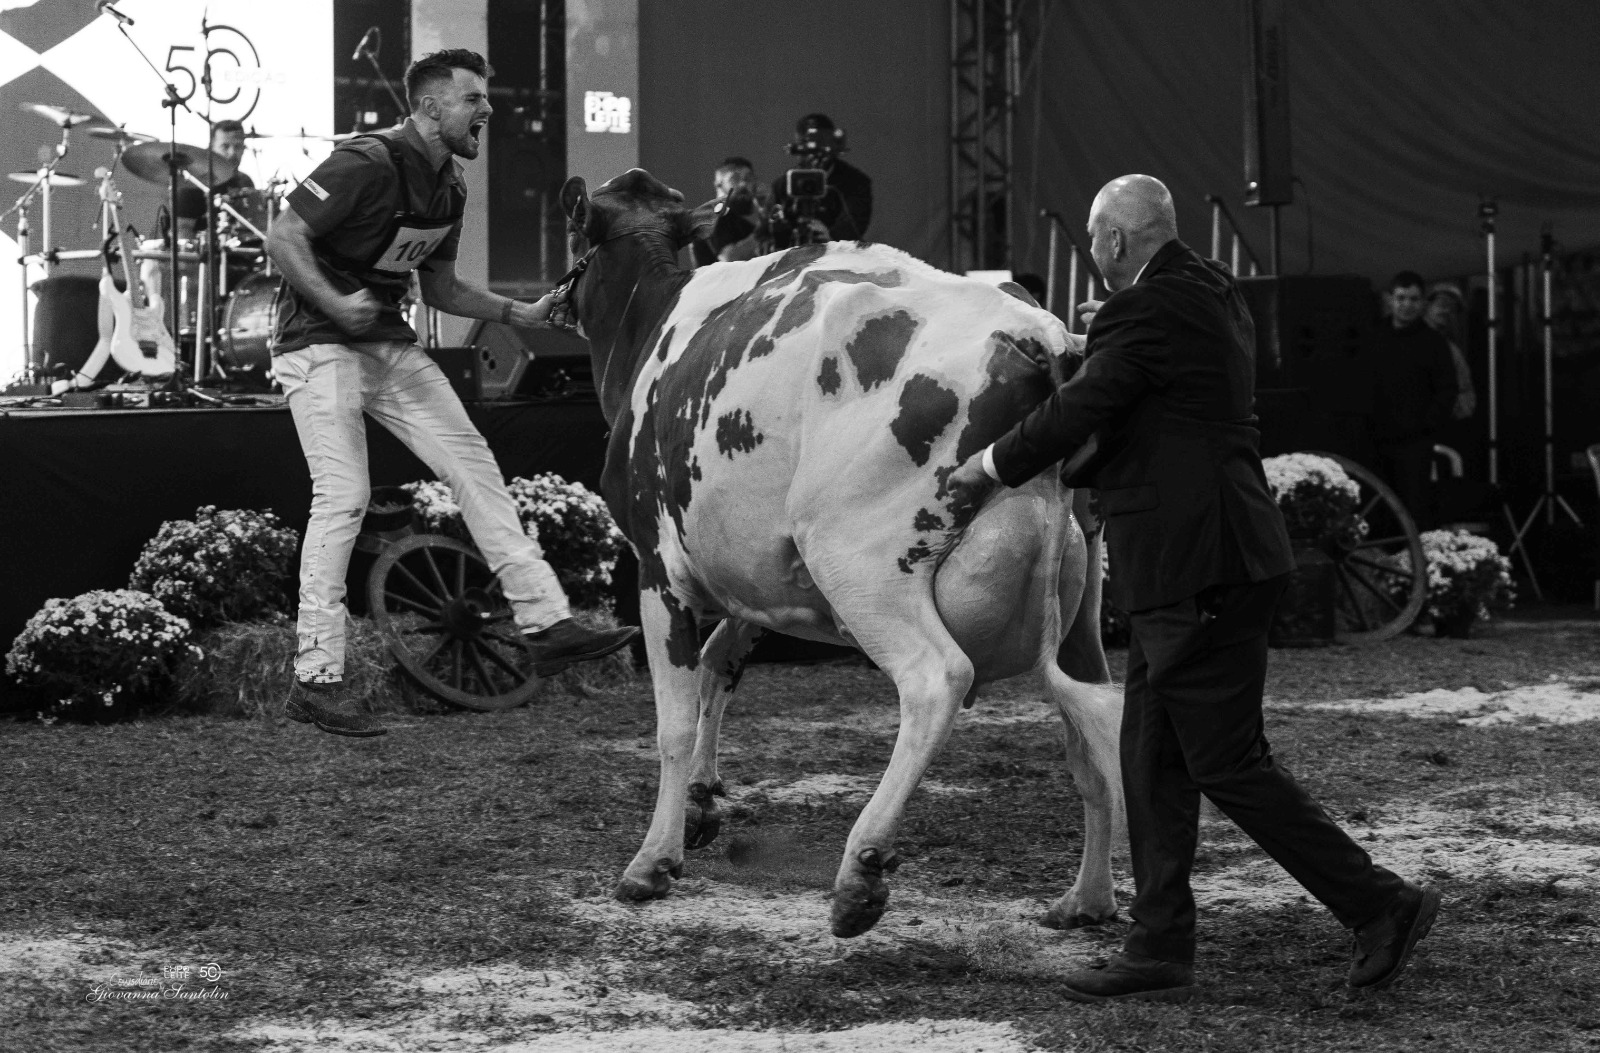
[1206, 195, 1264, 276]
[1040, 209, 1103, 332]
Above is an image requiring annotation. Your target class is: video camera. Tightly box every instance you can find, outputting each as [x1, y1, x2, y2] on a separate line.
[771, 116, 848, 246]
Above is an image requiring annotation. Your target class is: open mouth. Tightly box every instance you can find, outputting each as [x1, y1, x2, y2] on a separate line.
[469, 120, 486, 144]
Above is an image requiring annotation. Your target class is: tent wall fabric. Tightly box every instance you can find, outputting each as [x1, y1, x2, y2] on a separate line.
[1016, 0, 1600, 286]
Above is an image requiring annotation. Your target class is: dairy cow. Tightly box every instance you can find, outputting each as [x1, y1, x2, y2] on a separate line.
[559, 169, 1124, 937]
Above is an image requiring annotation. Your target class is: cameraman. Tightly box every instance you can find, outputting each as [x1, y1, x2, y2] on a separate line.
[770, 113, 872, 247]
[692, 157, 771, 265]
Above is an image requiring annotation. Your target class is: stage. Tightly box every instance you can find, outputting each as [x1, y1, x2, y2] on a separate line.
[0, 396, 613, 692]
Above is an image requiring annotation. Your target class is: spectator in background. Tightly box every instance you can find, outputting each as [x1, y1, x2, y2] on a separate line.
[692, 157, 770, 266]
[1425, 282, 1476, 420]
[1372, 271, 1457, 530]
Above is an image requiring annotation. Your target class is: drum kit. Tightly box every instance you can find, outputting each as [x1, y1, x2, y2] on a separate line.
[6, 101, 356, 393]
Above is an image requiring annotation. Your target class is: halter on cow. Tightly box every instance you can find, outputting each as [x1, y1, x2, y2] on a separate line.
[560, 168, 1124, 938]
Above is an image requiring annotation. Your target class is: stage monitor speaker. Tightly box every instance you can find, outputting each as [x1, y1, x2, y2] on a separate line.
[425, 347, 483, 402]
[1240, 274, 1377, 459]
[465, 317, 594, 399]
[1243, 0, 1293, 206]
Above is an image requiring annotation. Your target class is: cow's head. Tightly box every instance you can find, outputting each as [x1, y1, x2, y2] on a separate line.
[560, 168, 717, 256]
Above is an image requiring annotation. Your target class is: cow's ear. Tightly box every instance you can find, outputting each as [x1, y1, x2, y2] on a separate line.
[676, 199, 720, 247]
[560, 177, 598, 241]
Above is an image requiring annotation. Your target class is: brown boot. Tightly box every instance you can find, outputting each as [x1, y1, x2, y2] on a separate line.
[522, 618, 640, 677]
[1349, 882, 1441, 990]
[283, 678, 387, 738]
[1061, 952, 1197, 1004]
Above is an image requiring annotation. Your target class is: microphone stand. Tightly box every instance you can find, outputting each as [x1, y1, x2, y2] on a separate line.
[112, 18, 195, 397]
[1, 124, 72, 384]
[356, 30, 409, 119]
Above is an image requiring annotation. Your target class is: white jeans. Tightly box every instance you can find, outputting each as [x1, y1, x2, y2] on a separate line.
[276, 341, 570, 680]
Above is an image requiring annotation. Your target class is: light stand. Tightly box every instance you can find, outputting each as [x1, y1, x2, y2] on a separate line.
[1480, 199, 1500, 488]
[1503, 226, 1584, 601]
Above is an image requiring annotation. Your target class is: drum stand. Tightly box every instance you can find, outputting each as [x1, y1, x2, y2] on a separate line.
[2, 121, 75, 384]
[1502, 226, 1584, 601]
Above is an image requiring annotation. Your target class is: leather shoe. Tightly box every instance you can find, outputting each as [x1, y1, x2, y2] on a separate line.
[523, 618, 640, 677]
[1349, 881, 1441, 989]
[1061, 952, 1196, 1004]
[284, 678, 387, 738]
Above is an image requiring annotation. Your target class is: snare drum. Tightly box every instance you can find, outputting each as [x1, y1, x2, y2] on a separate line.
[217, 272, 282, 388]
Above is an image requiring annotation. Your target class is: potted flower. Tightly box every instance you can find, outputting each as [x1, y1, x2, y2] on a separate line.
[1261, 453, 1364, 646]
[1413, 529, 1515, 638]
[128, 506, 301, 630]
[5, 589, 198, 720]
[403, 473, 627, 611]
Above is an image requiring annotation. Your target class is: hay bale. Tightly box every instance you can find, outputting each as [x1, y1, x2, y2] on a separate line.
[172, 608, 638, 719]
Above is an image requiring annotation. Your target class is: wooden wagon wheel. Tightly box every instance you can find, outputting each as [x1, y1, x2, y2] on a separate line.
[367, 534, 543, 710]
[1306, 451, 1429, 643]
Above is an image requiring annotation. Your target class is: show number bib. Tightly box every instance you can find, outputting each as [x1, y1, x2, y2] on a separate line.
[371, 221, 454, 276]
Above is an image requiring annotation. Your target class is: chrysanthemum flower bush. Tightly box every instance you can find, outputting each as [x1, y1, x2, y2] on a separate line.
[128, 506, 300, 630]
[1262, 453, 1365, 543]
[403, 474, 627, 610]
[5, 589, 198, 719]
[1410, 528, 1515, 625]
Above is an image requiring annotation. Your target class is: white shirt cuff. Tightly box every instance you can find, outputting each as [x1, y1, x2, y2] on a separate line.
[981, 445, 1003, 483]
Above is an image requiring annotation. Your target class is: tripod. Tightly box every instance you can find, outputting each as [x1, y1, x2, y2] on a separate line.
[1502, 226, 1584, 601]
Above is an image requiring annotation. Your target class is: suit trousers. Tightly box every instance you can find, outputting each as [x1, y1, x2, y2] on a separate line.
[275, 341, 571, 680]
[1121, 575, 1406, 965]
[1376, 437, 1437, 531]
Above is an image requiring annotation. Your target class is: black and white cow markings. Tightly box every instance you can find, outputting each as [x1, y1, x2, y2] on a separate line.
[846, 310, 921, 390]
[816, 357, 843, 395]
[772, 270, 906, 343]
[889, 374, 960, 467]
[714, 409, 763, 458]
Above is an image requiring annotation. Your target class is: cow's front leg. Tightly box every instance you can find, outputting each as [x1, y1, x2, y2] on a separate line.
[616, 588, 704, 902]
[830, 630, 974, 938]
[684, 618, 764, 850]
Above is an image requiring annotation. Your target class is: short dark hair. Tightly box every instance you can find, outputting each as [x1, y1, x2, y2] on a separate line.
[1391, 270, 1425, 292]
[405, 49, 493, 110]
[716, 157, 754, 174]
[212, 119, 245, 138]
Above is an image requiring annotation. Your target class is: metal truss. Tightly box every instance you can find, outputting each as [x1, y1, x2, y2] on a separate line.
[949, 0, 1020, 273]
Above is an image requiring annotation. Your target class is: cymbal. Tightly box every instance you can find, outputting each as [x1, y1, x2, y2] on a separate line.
[122, 140, 237, 185]
[7, 170, 86, 187]
[244, 129, 365, 142]
[87, 125, 156, 145]
[20, 102, 95, 127]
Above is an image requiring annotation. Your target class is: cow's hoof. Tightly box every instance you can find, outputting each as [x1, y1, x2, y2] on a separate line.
[829, 847, 900, 938]
[1039, 899, 1118, 930]
[684, 781, 723, 850]
[614, 859, 680, 902]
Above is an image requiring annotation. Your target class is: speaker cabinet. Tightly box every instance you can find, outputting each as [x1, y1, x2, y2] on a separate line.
[465, 317, 594, 399]
[424, 347, 483, 402]
[1244, 0, 1293, 206]
[1239, 274, 1377, 460]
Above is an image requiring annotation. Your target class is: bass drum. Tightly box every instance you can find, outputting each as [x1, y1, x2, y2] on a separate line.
[218, 272, 281, 390]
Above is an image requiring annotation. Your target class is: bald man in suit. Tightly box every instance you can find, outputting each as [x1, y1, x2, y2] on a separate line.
[949, 175, 1439, 1002]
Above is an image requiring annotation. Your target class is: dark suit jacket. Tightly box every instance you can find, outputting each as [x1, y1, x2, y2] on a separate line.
[1370, 319, 1456, 443]
[991, 239, 1293, 612]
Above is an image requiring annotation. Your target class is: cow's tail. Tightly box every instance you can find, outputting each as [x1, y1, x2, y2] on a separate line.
[1056, 488, 1112, 684]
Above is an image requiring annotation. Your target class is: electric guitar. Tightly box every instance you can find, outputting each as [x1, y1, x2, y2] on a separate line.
[77, 171, 178, 386]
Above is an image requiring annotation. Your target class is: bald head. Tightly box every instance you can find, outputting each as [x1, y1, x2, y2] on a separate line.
[1087, 174, 1179, 291]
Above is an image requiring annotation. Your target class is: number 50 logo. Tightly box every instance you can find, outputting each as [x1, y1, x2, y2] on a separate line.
[163, 21, 265, 123]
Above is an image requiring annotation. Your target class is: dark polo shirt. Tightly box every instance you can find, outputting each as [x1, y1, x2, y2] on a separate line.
[272, 120, 466, 353]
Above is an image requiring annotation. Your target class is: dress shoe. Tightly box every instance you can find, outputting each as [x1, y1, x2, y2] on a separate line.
[1349, 881, 1441, 989]
[283, 678, 387, 738]
[522, 618, 640, 677]
[1061, 952, 1197, 1004]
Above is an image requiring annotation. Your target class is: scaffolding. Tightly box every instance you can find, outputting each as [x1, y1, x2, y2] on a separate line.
[949, 0, 1020, 273]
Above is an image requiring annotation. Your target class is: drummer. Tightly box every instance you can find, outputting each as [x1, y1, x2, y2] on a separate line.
[174, 119, 255, 241]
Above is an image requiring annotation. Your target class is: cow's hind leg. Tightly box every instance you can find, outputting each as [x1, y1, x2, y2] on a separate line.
[684, 618, 764, 850]
[616, 588, 705, 902]
[827, 604, 974, 938]
[1041, 664, 1125, 928]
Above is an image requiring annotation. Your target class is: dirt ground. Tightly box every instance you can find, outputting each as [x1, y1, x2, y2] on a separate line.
[2, 612, 1598, 1052]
